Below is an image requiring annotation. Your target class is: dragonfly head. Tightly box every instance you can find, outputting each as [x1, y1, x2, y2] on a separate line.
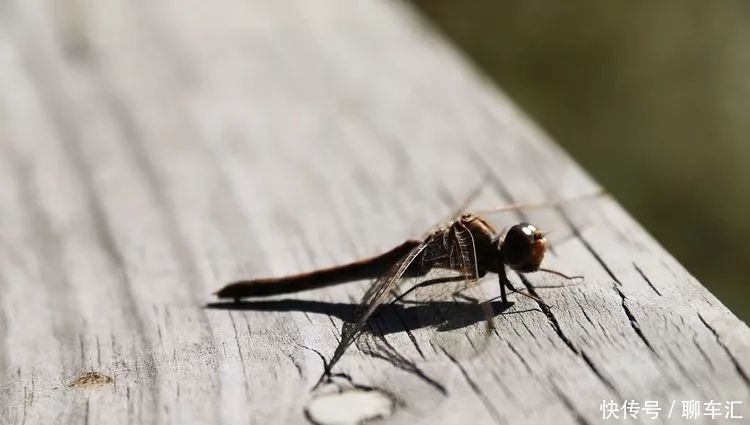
[501, 223, 548, 273]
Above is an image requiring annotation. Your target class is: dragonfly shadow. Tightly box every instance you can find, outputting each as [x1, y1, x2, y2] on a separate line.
[204, 299, 514, 335]
[205, 299, 521, 395]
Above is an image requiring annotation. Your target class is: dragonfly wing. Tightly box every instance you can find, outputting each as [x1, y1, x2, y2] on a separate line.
[411, 222, 495, 358]
[453, 220, 480, 280]
[324, 235, 435, 374]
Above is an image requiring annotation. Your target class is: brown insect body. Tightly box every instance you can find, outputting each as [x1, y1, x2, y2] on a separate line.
[214, 214, 561, 383]
[212, 190, 605, 386]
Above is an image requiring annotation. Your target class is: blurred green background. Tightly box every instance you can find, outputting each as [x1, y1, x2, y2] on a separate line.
[413, 1, 750, 321]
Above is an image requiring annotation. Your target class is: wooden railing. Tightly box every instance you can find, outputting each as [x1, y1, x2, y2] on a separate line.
[0, 0, 747, 424]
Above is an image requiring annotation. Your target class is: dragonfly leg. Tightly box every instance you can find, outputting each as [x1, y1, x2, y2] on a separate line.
[389, 275, 468, 305]
[503, 277, 549, 306]
[389, 283, 427, 305]
[498, 269, 511, 305]
[501, 280, 508, 304]
[538, 267, 584, 281]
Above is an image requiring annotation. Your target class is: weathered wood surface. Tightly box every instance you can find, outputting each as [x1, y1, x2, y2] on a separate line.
[0, 0, 748, 424]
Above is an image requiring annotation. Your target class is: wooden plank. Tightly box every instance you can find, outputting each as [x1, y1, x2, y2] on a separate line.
[0, 0, 748, 424]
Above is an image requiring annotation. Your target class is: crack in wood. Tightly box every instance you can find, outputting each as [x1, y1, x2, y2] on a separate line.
[84, 397, 90, 425]
[573, 297, 597, 329]
[464, 333, 479, 355]
[557, 208, 622, 285]
[228, 311, 251, 397]
[633, 263, 662, 296]
[367, 321, 445, 394]
[698, 314, 750, 388]
[518, 275, 626, 398]
[579, 350, 622, 399]
[79, 334, 86, 368]
[29, 375, 35, 406]
[298, 344, 329, 379]
[324, 311, 342, 344]
[664, 346, 704, 396]
[692, 337, 716, 372]
[490, 370, 520, 403]
[21, 385, 28, 425]
[95, 336, 101, 368]
[505, 340, 533, 375]
[286, 352, 304, 378]
[615, 287, 658, 356]
[520, 319, 537, 339]
[442, 349, 506, 425]
[551, 382, 592, 425]
[518, 276, 577, 354]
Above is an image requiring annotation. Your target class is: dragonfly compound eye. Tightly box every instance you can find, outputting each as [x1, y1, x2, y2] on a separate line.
[501, 223, 548, 273]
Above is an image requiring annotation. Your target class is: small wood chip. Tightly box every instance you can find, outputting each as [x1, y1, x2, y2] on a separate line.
[68, 372, 114, 388]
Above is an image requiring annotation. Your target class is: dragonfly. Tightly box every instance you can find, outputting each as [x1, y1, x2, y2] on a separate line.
[214, 191, 602, 383]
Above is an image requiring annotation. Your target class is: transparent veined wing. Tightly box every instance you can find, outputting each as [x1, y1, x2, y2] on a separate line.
[323, 233, 435, 374]
[409, 221, 496, 358]
[323, 221, 497, 380]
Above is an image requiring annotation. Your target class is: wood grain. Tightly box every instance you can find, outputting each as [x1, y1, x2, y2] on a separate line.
[0, 0, 748, 424]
